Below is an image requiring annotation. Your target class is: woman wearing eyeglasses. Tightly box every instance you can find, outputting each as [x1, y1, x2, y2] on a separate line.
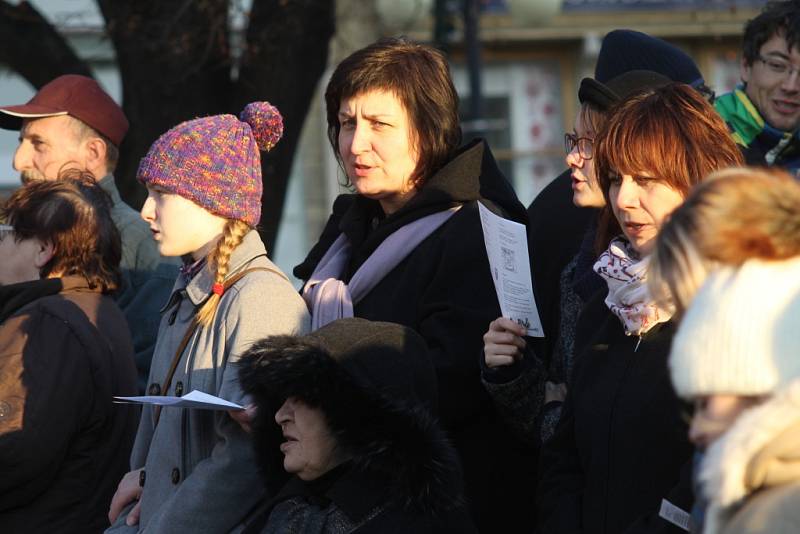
[481, 70, 670, 446]
[537, 83, 743, 534]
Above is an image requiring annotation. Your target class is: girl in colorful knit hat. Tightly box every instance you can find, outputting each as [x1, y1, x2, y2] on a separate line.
[106, 102, 310, 533]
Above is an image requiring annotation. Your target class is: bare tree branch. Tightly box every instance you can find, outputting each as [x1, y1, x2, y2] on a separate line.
[0, 0, 92, 88]
[1, 0, 334, 250]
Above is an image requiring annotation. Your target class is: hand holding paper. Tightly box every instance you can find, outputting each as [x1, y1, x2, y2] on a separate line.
[478, 202, 544, 337]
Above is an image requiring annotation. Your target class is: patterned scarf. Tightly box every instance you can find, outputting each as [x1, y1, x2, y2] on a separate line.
[593, 236, 672, 336]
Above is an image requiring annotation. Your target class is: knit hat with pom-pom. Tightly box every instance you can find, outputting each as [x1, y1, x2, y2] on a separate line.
[137, 101, 283, 226]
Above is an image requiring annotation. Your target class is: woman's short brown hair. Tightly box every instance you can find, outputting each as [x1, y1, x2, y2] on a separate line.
[324, 36, 462, 189]
[594, 83, 744, 252]
[1, 170, 122, 292]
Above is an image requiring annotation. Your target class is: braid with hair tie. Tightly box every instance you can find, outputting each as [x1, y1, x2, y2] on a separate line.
[196, 219, 252, 327]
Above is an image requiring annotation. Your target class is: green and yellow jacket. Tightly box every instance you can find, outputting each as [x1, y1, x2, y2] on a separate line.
[715, 86, 800, 174]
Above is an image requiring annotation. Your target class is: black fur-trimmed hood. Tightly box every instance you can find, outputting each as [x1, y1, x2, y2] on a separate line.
[237, 318, 466, 516]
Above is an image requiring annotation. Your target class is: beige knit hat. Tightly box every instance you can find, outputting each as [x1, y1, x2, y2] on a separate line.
[670, 256, 800, 399]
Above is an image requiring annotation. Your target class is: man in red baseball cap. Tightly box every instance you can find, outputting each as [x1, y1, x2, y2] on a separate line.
[0, 74, 176, 395]
[0, 74, 128, 184]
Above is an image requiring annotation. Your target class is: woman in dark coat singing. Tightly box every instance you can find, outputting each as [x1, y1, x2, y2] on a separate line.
[293, 36, 531, 532]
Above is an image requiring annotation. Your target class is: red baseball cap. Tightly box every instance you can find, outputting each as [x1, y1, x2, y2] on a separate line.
[0, 74, 129, 147]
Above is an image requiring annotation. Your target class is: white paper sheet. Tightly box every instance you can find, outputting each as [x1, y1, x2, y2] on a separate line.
[478, 202, 544, 337]
[113, 389, 244, 411]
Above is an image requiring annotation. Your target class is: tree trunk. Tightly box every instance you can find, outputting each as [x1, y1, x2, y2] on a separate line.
[235, 0, 335, 250]
[1, 0, 335, 252]
[0, 1, 92, 86]
[96, 0, 234, 208]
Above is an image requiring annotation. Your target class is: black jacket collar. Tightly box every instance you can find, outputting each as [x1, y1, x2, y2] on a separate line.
[293, 139, 526, 283]
[241, 463, 390, 533]
[0, 278, 63, 323]
[269, 463, 389, 521]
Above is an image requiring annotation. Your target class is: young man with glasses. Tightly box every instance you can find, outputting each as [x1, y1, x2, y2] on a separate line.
[715, 0, 800, 172]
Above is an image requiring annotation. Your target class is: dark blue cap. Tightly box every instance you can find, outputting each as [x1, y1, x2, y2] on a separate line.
[595, 29, 705, 87]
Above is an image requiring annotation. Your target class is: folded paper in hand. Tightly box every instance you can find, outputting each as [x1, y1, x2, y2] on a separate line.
[113, 389, 243, 411]
[478, 202, 544, 337]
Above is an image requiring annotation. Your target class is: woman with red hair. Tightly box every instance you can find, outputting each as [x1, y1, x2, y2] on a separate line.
[537, 83, 743, 534]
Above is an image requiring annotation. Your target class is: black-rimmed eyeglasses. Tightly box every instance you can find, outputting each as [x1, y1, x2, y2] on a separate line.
[757, 55, 800, 78]
[564, 133, 594, 160]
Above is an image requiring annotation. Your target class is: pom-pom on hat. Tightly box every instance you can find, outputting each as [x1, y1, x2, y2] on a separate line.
[670, 256, 800, 399]
[137, 101, 283, 227]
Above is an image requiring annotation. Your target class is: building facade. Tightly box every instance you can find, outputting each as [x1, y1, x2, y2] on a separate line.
[0, 0, 764, 281]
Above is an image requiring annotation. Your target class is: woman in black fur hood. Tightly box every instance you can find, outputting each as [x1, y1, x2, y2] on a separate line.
[237, 317, 477, 533]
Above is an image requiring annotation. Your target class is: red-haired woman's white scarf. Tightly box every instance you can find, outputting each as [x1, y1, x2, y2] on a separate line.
[593, 236, 673, 337]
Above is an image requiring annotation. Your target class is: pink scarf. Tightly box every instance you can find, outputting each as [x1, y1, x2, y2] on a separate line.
[593, 236, 672, 336]
[302, 206, 461, 331]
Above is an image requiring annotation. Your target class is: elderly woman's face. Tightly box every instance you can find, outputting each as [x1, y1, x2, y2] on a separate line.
[608, 172, 684, 256]
[275, 396, 346, 481]
[337, 90, 419, 215]
[0, 225, 49, 285]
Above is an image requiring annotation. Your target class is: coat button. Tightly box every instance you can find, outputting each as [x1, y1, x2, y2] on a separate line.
[171, 468, 181, 484]
[148, 383, 161, 395]
[0, 401, 11, 420]
[175, 381, 184, 397]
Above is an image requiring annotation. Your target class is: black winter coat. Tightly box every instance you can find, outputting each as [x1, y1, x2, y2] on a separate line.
[249, 467, 477, 534]
[295, 139, 535, 532]
[537, 292, 693, 534]
[0, 277, 139, 533]
[242, 407, 478, 534]
[527, 169, 598, 359]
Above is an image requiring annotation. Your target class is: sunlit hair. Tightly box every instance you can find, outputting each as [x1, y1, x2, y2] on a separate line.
[649, 167, 800, 317]
[195, 218, 252, 328]
[594, 83, 744, 252]
[742, 0, 800, 66]
[70, 116, 119, 173]
[578, 102, 604, 136]
[324, 36, 462, 190]
[0, 169, 121, 292]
